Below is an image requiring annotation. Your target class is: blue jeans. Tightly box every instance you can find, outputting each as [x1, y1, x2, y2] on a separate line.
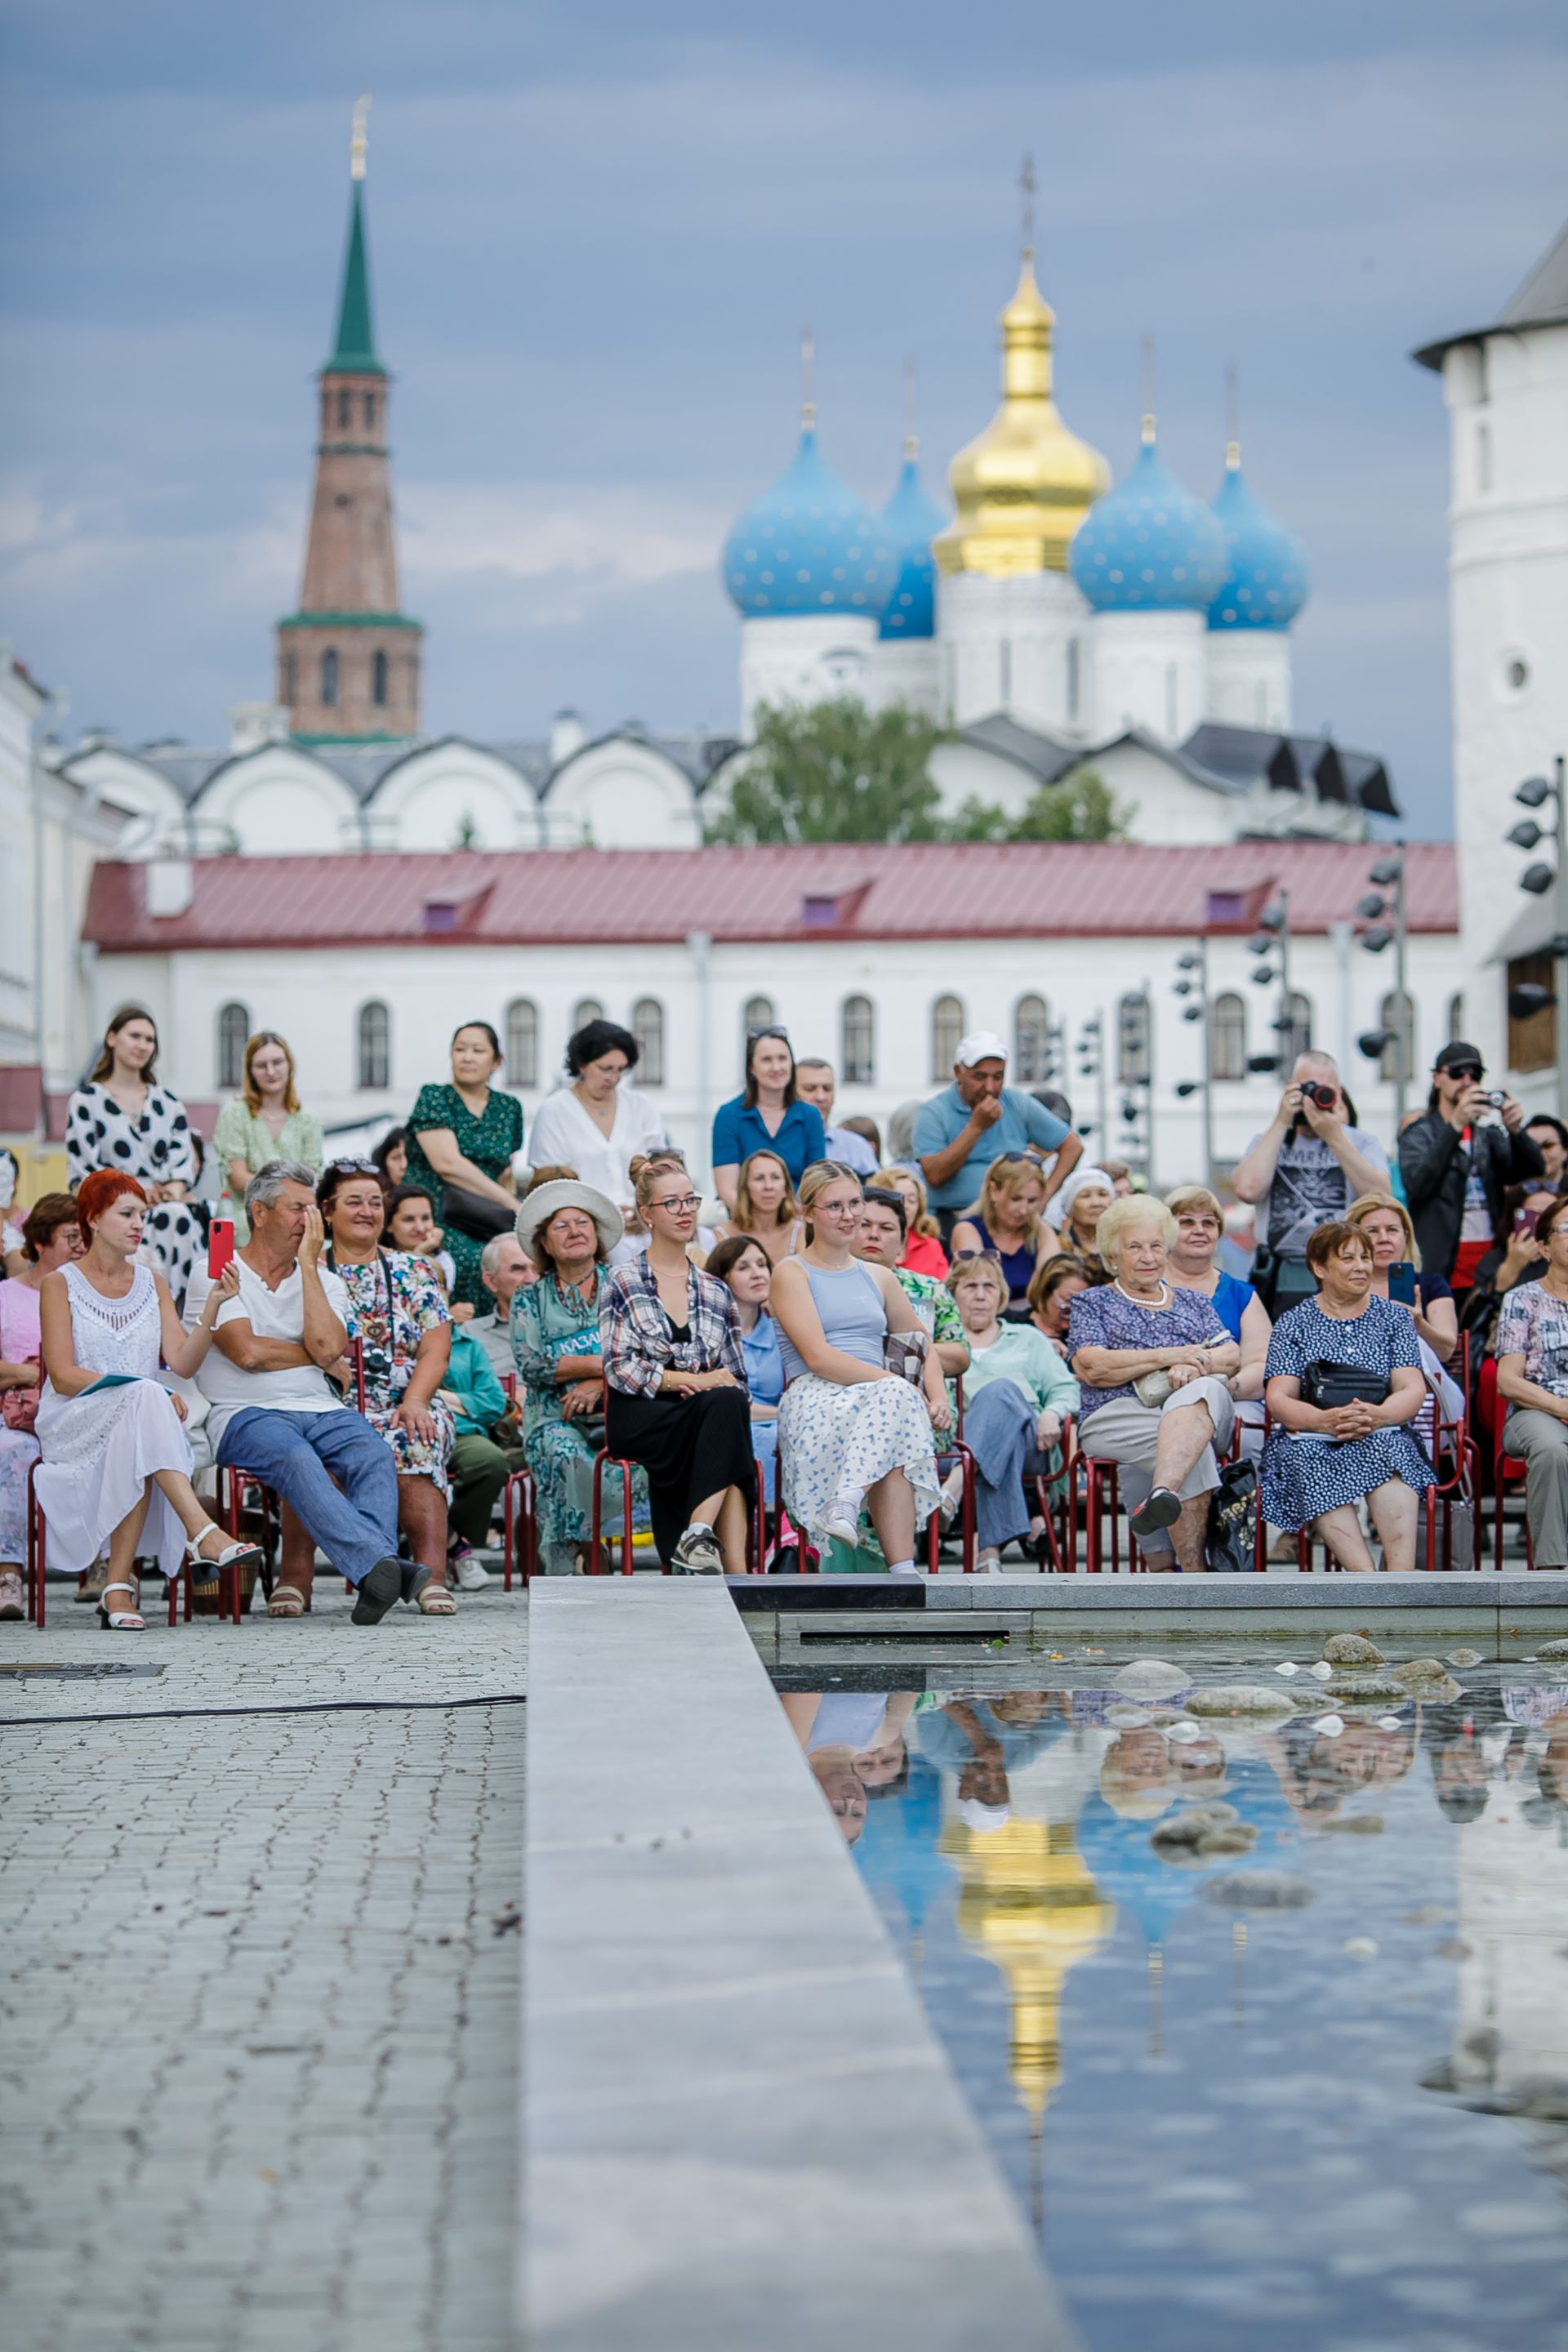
[959, 1381, 1042, 1553]
[216, 1407, 399, 1587]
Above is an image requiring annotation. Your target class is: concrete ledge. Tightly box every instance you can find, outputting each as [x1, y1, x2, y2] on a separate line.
[728, 1571, 1568, 1611]
[523, 1581, 1075, 2350]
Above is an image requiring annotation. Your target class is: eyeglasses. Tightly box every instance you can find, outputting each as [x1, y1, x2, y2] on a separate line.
[653, 1193, 702, 1214]
[747, 1027, 791, 1045]
[327, 1156, 380, 1176]
[951, 1247, 1004, 1265]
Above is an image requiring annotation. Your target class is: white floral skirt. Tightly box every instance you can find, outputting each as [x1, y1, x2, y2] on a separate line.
[779, 1374, 940, 1544]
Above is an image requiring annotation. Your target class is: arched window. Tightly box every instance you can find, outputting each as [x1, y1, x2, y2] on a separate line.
[321, 648, 340, 708]
[372, 649, 388, 707]
[1379, 989, 1415, 1085]
[1446, 991, 1464, 1045]
[216, 1001, 250, 1091]
[633, 998, 665, 1087]
[1210, 991, 1247, 1082]
[505, 999, 538, 1090]
[1013, 995, 1051, 1085]
[743, 996, 776, 1061]
[1282, 990, 1313, 1067]
[932, 994, 965, 1081]
[358, 1000, 390, 1092]
[841, 996, 875, 1086]
[1117, 991, 1151, 1085]
[572, 998, 604, 1034]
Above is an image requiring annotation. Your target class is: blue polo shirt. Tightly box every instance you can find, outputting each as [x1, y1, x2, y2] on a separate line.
[911, 1085, 1071, 1211]
[710, 1094, 827, 1184]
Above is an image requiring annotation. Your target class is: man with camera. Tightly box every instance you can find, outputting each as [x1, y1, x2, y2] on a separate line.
[1398, 1040, 1543, 1290]
[1233, 1052, 1389, 1312]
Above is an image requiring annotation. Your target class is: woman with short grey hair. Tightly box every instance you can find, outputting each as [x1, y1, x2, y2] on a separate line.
[1067, 1196, 1241, 1571]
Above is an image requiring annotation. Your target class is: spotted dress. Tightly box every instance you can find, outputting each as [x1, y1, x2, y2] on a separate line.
[329, 1247, 455, 1494]
[403, 1084, 524, 1311]
[1259, 1293, 1436, 1531]
[66, 1080, 202, 1298]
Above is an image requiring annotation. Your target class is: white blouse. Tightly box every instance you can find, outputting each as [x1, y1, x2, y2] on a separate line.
[525, 1085, 666, 1211]
[65, 1081, 198, 1192]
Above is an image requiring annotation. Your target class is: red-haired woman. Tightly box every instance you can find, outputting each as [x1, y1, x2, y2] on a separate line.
[36, 1172, 263, 1628]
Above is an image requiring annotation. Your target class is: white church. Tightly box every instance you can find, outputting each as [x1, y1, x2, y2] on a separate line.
[2, 140, 1564, 1181]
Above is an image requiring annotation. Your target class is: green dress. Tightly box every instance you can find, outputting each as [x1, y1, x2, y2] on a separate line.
[403, 1083, 524, 1310]
[211, 1098, 324, 1241]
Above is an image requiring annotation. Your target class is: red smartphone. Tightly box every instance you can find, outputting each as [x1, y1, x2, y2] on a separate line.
[207, 1218, 235, 1279]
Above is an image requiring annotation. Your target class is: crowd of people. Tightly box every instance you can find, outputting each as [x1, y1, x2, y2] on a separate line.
[6, 997, 1568, 1620]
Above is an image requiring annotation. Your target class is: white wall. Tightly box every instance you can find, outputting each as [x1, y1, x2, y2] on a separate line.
[739, 615, 880, 733]
[366, 743, 543, 852]
[1205, 629, 1293, 730]
[937, 569, 1089, 737]
[866, 634, 942, 719]
[1088, 610, 1209, 746]
[0, 656, 42, 1059]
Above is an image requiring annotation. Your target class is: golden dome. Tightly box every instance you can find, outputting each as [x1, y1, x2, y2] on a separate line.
[933, 252, 1110, 578]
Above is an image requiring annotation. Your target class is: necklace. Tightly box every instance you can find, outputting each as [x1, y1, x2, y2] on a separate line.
[1113, 1278, 1169, 1308]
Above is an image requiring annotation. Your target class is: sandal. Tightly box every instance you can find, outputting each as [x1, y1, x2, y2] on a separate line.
[401, 1562, 431, 1608]
[96, 1579, 145, 1631]
[186, 1522, 265, 1588]
[416, 1583, 457, 1615]
[0, 1570, 24, 1622]
[266, 1584, 309, 1619]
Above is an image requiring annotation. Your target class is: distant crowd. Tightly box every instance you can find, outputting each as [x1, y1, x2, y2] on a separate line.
[3, 998, 1567, 1623]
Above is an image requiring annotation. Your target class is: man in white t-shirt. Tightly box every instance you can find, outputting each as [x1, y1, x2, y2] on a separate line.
[185, 1160, 403, 1624]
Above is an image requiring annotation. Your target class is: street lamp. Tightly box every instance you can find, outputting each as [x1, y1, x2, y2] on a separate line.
[1504, 757, 1568, 1114]
[1076, 1012, 1108, 1148]
[1351, 840, 1410, 1125]
[1170, 946, 1213, 1188]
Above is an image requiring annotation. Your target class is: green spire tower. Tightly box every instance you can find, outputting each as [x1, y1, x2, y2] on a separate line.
[276, 96, 422, 742]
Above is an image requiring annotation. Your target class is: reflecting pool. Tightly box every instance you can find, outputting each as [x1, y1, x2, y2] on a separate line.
[777, 1662, 1568, 2350]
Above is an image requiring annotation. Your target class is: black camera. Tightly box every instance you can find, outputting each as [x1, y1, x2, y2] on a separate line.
[1479, 1090, 1508, 1110]
[1299, 1082, 1338, 1109]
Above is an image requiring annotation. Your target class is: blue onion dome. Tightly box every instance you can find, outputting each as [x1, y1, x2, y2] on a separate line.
[1207, 444, 1310, 630]
[1068, 420, 1229, 613]
[723, 421, 898, 617]
[877, 443, 948, 640]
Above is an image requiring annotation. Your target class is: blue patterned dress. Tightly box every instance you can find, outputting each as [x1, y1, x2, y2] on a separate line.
[1259, 1294, 1435, 1530]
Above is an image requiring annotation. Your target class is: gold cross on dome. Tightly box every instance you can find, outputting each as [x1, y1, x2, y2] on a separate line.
[1020, 153, 1036, 255]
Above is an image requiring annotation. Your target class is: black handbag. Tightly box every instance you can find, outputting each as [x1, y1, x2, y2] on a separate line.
[1300, 1361, 1389, 1410]
[439, 1184, 517, 1245]
[1205, 1457, 1258, 1575]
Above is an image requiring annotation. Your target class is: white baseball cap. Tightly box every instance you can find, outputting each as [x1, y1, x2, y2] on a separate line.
[956, 1030, 1008, 1068]
[956, 1797, 1012, 1832]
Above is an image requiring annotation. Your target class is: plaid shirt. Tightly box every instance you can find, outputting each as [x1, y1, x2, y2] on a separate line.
[599, 1254, 747, 1398]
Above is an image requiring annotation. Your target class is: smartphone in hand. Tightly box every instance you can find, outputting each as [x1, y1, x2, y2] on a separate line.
[1387, 1259, 1416, 1306]
[207, 1218, 235, 1279]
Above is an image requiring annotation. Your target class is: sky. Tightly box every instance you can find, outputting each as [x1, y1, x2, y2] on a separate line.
[2, 1, 1565, 839]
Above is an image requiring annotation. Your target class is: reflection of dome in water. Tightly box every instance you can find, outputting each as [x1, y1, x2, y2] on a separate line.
[941, 1815, 1116, 2116]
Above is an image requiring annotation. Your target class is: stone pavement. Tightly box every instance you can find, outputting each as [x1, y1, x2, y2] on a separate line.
[0, 1573, 528, 2352]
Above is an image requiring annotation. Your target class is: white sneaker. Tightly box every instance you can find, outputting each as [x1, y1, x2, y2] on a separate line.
[452, 1549, 492, 1592]
[672, 1523, 725, 1575]
[822, 1493, 863, 1547]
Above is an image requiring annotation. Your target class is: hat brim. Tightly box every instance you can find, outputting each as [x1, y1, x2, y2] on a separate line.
[514, 1179, 623, 1260]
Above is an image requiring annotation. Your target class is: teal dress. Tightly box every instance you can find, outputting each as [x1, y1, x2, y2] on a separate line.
[403, 1083, 524, 1310]
[510, 1267, 649, 1574]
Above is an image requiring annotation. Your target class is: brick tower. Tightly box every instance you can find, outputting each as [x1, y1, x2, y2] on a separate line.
[276, 100, 422, 742]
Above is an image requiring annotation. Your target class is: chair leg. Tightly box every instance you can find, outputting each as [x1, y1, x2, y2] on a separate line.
[621, 1464, 634, 1578]
[590, 1452, 604, 1576]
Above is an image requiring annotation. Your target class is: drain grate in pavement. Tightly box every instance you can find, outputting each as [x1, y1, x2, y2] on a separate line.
[0, 1661, 167, 1679]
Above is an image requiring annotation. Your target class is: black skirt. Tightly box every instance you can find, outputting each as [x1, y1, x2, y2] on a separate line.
[605, 1385, 755, 1562]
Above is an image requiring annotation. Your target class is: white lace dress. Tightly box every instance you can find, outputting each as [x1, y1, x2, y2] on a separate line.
[33, 1262, 193, 1579]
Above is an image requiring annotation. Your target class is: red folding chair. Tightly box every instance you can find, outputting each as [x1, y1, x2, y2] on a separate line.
[590, 1450, 638, 1575]
[1493, 1417, 1536, 1572]
[925, 1438, 978, 1573]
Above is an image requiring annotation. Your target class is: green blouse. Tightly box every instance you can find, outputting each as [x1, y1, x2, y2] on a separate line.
[404, 1083, 523, 1194]
[212, 1097, 325, 1239]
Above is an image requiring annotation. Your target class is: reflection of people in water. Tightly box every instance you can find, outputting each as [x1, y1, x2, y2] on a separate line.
[781, 1689, 915, 1843]
[1257, 1714, 1415, 1819]
[1421, 1688, 1523, 1824]
[913, 1695, 1055, 1827]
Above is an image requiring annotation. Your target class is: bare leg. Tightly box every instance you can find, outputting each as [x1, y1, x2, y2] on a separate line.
[278, 1500, 315, 1603]
[1170, 1494, 1210, 1573]
[690, 1488, 729, 1530]
[1152, 1401, 1214, 1496]
[1311, 1504, 1379, 1573]
[105, 1486, 152, 1585]
[1365, 1477, 1419, 1573]
[713, 1486, 747, 1575]
[865, 1466, 916, 1566]
[149, 1464, 241, 1557]
[399, 1476, 448, 1584]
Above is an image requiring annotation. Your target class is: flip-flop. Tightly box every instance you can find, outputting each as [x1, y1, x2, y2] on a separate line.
[1130, 1486, 1183, 1539]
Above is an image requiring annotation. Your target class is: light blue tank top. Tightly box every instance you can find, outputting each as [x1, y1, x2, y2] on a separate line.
[777, 1259, 887, 1384]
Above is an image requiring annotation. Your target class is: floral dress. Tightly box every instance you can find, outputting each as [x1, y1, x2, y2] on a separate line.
[510, 1268, 648, 1572]
[1259, 1293, 1436, 1532]
[211, 1098, 325, 1240]
[329, 1248, 455, 1494]
[0, 1279, 42, 1566]
[403, 1083, 523, 1311]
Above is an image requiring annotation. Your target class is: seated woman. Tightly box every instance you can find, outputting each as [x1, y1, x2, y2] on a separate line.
[949, 1154, 1054, 1321]
[313, 1161, 457, 1617]
[945, 1253, 1079, 1573]
[871, 1165, 948, 1278]
[372, 1125, 408, 1205]
[852, 1187, 969, 1383]
[771, 1161, 945, 1576]
[1069, 1196, 1241, 1572]
[0, 1193, 82, 1620]
[1045, 1166, 1116, 1284]
[1165, 1183, 1271, 1415]
[706, 1234, 784, 1508]
[1261, 1220, 1435, 1575]
[402, 1022, 523, 1310]
[512, 1179, 648, 1577]
[724, 1149, 804, 1268]
[601, 1160, 755, 1575]
[1344, 1192, 1459, 1363]
[1028, 1257, 1089, 1359]
[610, 1150, 722, 1270]
[431, 1271, 512, 1589]
[1495, 1194, 1568, 1570]
[385, 1182, 459, 1301]
[35, 1172, 263, 1629]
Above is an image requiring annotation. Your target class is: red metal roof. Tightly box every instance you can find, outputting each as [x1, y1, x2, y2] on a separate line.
[82, 841, 1458, 952]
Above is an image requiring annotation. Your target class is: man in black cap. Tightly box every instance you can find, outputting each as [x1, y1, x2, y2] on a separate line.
[1398, 1041, 1542, 1290]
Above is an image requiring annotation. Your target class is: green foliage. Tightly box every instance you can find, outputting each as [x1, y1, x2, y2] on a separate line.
[944, 766, 1127, 844]
[709, 698, 947, 844]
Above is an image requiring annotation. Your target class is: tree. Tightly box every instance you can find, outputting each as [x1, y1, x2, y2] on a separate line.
[709, 697, 947, 844]
[944, 766, 1127, 844]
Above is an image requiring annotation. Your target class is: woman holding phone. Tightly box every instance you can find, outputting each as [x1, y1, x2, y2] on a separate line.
[1344, 1193, 1459, 1364]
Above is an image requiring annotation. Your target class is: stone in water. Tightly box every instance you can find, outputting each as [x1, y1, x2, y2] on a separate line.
[1536, 1638, 1568, 1659]
[1186, 1683, 1300, 1719]
[1321, 1813, 1384, 1834]
[1313, 1714, 1346, 1736]
[1112, 1660, 1192, 1699]
[1322, 1633, 1385, 1666]
[1201, 1872, 1316, 1912]
[1446, 1649, 1483, 1668]
[1343, 1937, 1379, 1961]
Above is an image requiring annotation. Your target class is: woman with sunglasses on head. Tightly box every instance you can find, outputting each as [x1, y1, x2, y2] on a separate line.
[724, 1148, 804, 1268]
[601, 1161, 755, 1574]
[871, 1165, 949, 1279]
[710, 1028, 826, 1214]
[403, 1022, 524, 1312]
[771, 1162, 945, 1576]
[213, 1032, 323, 1242]
[949, 1154, 1054, 1321]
